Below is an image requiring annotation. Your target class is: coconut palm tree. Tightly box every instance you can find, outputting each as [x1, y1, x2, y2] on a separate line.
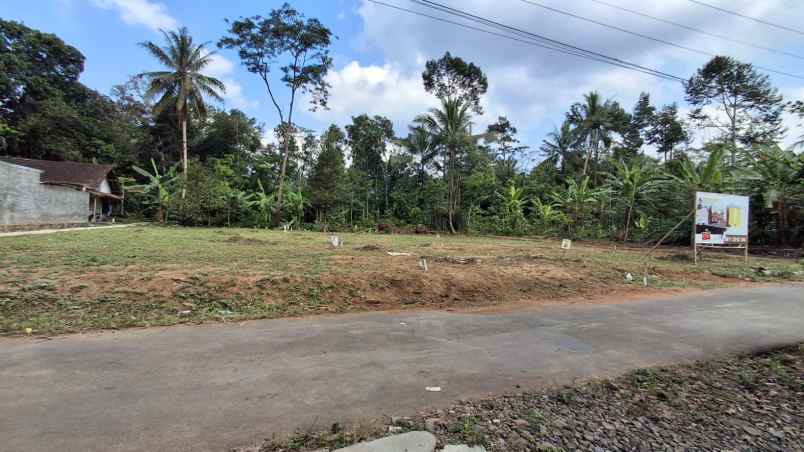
[540, 120, 578, 175]
[419, 98, 474, 234]
[139, 27, 225, 178]
[401, 125, 438, 189]
[567, 91, 619, 177]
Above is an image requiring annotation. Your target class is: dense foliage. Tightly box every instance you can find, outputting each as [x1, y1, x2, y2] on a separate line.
[1, 13, 802, 246]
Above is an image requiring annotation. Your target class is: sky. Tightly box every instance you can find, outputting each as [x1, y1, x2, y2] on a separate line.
[2, 0, 803, 157]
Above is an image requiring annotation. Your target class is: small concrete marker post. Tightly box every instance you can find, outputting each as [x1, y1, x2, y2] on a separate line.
[419, 256, 428, 272]
[560, 238, 572, 259]
[333, 431, 436, 452]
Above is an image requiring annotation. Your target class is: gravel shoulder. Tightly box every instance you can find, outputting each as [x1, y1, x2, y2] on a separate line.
[252, 344, 804, 452]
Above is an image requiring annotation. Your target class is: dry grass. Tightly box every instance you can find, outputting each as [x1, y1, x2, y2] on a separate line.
[1, 226, 801, 336]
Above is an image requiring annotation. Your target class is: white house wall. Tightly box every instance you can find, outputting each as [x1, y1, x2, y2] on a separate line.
[0, 161, 89, 226]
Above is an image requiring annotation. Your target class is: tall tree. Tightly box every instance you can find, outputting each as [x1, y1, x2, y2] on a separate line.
[485, 116, 528, 184]
[0, 19, 84, 119]
[219, 4, 333, 225]
[139, 27, 225, 177]
[685, 56, 784, 165]
[308, 124, 346, 221]
[402, 124, 438, 188]
[567, 91, 624, 177]
[346, 114, 395, 218]
[420, 98, 474, 233]
[540, 120, 578, 175]
[623, 92, 655, 154]
[422, 52, 488, 114]
[646, 104, 689, 162]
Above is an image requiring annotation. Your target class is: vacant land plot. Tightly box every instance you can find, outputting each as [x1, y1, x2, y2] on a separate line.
[1, 226, 802, 336]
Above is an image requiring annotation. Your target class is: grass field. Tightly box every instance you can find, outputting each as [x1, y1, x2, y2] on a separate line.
[1, 226, 802, 336]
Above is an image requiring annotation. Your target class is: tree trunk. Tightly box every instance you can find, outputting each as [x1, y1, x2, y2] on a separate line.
[623, 205, 632, 242]
[274, 125, 292, 227]
[180, 110, 188, 199]
[447, 145, 457, 234]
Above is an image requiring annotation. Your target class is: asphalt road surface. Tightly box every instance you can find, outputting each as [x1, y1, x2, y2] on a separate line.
[1, 286, 802, 452]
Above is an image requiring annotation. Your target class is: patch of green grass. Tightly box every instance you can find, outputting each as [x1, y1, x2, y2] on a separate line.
[449, 415, 487, 446]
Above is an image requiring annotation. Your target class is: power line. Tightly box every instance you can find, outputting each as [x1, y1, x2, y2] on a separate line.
[515, 0, 804, 80]
[684, 0, 804, 36]
[407, 0, 688, 82]
[585, 0, 804, 60]
[365, 0, 686, 82]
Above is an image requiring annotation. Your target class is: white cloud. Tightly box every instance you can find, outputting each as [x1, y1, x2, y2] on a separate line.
[91, 0, 178, 32]
[306, 61, 438, 133]
[205, 54, 258, 111]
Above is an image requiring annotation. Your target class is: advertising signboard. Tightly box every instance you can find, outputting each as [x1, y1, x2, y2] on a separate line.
[694, 192, 749, 246]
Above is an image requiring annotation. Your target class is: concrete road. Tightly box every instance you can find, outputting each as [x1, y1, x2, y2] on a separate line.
[1, 286, 802, 452]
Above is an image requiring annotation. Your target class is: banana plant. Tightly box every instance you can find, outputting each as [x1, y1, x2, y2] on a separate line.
[284, 188, 310, 230]
[606, 159, 661, 242]
[248, 180, 276, 229]
[129, 159, 180, 223]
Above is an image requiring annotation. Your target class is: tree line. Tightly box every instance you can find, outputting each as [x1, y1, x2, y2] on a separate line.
[1, 4, 802, 246]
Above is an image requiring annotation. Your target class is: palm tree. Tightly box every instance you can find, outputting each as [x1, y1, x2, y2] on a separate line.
[539, 120, 577, 175]
[401, 125, 438, 188]
[419, 98, 474, 234]
[606, 159, 660, 242]
[139, 27, 225, 178]
[567, 92, 618, 177]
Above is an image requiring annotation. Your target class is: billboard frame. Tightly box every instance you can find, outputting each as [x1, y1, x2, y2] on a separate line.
[693, 192, 750, 264]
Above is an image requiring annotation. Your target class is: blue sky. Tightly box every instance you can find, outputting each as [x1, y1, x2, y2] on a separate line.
[2, 0, 802, 156]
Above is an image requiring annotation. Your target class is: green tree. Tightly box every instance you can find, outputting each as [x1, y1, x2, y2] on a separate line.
[420, 98, 475, 233]
[219, 4, 333, 225]
[401, 124, 438, 188]
[193, 109, 263, 161]
[540, 120, 579, 176]
[139, 27, 225, 177]
[567, 91, 625, 177]
[685, 56, 784, 165]
[646, 104, 689, 163]
[308, 125, 346, 221]
[623, 92, 655, 154]
[422, 52, 488, 114]
[485, 116, 528, 185]
[0, 19, 84, 119]
[346, 114, 395, 219]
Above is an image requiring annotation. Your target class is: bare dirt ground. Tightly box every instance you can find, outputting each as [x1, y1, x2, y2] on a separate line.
[1, 226, 801, 336]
